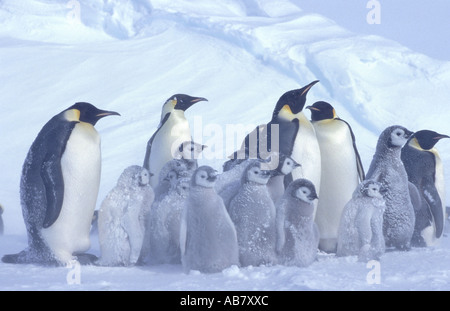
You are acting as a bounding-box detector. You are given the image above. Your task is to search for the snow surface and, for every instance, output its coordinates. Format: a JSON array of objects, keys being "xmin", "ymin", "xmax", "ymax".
[{"xmin": 1, "ymin": 0, "xmax": 450, "ymax": 291}]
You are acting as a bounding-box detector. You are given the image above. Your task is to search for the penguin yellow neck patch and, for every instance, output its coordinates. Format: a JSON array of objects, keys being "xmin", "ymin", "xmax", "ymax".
[
  {"xmin": 409, "ymin": 137, "xmax": 424, "ymax": 151},
  {"xmin": 279, "ymin": 104, "xmax": 297, "ymax": 120},
  {"xmin": 64, "ymin": 109, "xmax": 81, "ymax": 122}
]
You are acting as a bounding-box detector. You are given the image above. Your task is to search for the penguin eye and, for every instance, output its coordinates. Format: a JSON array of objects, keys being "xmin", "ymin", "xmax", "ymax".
[{"xmin": 396, "ymin": 130, "xmax": 403, "ymax": 136}]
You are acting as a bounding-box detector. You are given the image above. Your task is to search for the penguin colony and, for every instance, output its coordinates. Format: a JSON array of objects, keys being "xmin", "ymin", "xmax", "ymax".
[{"xmin": 1, "ymin": 84, "xmax": 448, "ymax": 274}]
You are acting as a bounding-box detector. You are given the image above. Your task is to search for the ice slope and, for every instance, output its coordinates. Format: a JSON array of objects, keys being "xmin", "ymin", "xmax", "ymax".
[{"xmin": 0, "ymin": 0, "xmax": 450, "ymax": 291}]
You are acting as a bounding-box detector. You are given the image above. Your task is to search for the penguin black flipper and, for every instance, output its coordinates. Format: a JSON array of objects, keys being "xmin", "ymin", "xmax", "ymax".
[
  {"xmin": 143, "ymin": 113, "xmax": 171, "ymax": 170},
  {"xmin": 39, "ymin": 119, "xmax": 78, "ymax": 228},
  {"xmin": 280, "ymin": 119, "xmax": 300, "ymax": 188},
  {"xmin": 41, "ymin": 155, "xmax": 65, "ymax": 228},
  {"xmin": 337, "ymin": 118, "xmax": 365, "ymax": 181}
]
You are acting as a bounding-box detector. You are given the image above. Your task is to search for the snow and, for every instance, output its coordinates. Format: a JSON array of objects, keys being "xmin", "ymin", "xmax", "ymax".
[{"xmin": 1, "ymin": 0, "xmax": 450, "ymax": 291}]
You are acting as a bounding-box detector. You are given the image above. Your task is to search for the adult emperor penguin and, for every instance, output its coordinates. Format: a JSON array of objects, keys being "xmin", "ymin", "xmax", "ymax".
[
  {"xmin": 365, "ymin": 125, "xmax": 415, "ymax": 250},
  {"xmin": 2, "ymin": 102, "xmax": 120, "ymax": 265},
  {"xmin": 401, "ymin": 130, "xmax": 449, "ymax": 247},
  {"xmin": 306, "ymin": 101, "xmax": 365, "ymax": 253},
  {"xmin": 233, "ymin": 81, "xmax": 321, "ymax": 192},
  {"xmin": 143, "ymin": 94, "xmax": 207, "ymax": 187}
]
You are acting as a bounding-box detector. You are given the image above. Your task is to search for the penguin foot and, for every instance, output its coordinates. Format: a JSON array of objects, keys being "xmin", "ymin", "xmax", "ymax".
[{"xmin": 74, "ymin": 253, "xmax": 99, "ymax": 265}]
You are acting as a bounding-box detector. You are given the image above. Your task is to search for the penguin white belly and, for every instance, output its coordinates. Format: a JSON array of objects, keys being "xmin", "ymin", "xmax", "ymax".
[
  {"xmin": 313, "ymin": 120, "xmax": 360, "ymax": 252},
  {"xmin": 41, "ymin": 122, "xmax": 101, "ymax": 264},
  {"xmin": 433, "ymin": 150, "xmax": 446, "ymax": 222},
  {"xmin": 149, "ymin": 111, "xmax": 191, "ymax": 187},
  {"xmin": 290, "ymin": 113, "xmax": 321, "ymax": 211}
]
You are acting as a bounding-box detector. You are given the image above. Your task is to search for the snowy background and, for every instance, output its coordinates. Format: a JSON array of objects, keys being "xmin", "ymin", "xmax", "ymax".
[{"xmin": 1, "ymin": 0, "xmax": 450, "ymax": 291}]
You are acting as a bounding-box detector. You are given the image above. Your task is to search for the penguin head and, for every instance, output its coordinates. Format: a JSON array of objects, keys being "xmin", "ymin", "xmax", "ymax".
[
  {"xmin": 243, "ymin": 160, "xmax": 271, "ymax": 185},
  {"xmin": 277, "ymin": 153, "xmax": 301, "ymax": 176},
  {"xmin": 359, "ymin": 180, "xmax": 384, "ymax": 199},
  {"xmin": 174, "ymin": 177, "xmax": 191, "ymax": 196},
  {"xmin": 159, "ymin": 160, "xmax": 189, "ymax": 184},
  {"xmin": 163, "ymin": 94, "xmax": 208, "ymax": 113},
  {"xmin": 192, "ymin": 166, "xmax": 218, "ymax": 188},
  {"xmin": 174, "ymin": 141, "xmax": 207, "ymax": 160},
  {"xmin": 287, "ymin": 179, "xmax": 318, "ymax": 203},
  {"xmin": 408, "ymin": 130, "xmax": 450, "ymax": 150},
  {"xmin": 118, "ymin": 165, "xmax": 150, "ymax": 188},
  {"xmin": 64, "ymin": 102, "xmax": 120, "ymax": 126},
  {"xmin": 379, "ymin": 125, "xmax": 413, "ymax": 149},
  {"xmin": 272, "ymin": 80, "xmax": 319, "ymax": 120},
  {"xmin": 138, "ymin": 168, "xmax": 153, "ymax": 187},
  {"xmin": 306, "ymin": 101, "xmax": 337, "ymax": 122}
]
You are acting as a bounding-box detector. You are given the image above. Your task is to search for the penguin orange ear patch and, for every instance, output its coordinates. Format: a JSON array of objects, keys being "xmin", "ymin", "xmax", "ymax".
[{"xmin": 64, "ymin": 109, "xmax": 81, "ymax": 122}]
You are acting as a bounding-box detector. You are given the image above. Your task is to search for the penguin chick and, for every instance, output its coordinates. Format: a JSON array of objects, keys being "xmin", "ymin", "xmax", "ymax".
[
  {"xmin": 266, "ymin": 153, "xmax": 301, "ymax": 204},
  {"xmin": 306, "ymin": 101, "xmax": 365, "ymax": 253},
  {"xmin": 152, "ymin": 159, "xmax": 190, "ymax": 203},
  {"xmin": 180, "ymin": 166, "xmax": 239, "ymax": 273},
  {"xmin": 2, "ymin": 102, "xmax": 119, "ymax": 266},
  {"xmin": 139, "ymin": 177, "xmax": 190, "ymax": 265},
  {"xmin": 143, "ymin": 94, "xmax": 207, "ymax": 187},
  {"xmin": 336, "ymin": 180, "xmax": 386, "ymax": 262},
  {"xmin": 365, "ymin": 125, "xmax": 415, "ymax": 251},
  {"xmin": 97, "ymin": 166, "xmax": 154, "ymax": 266},
  {"xmin": 401, "ymin": 130, "xmax": 450, "ymax": 247},
  {"xmin": 276, "ymin": 179, "xmax": 319, "ymax": 267},
  {"xmin": 228, "ymin": 160, "xmax": 277, "ymax": 267}
]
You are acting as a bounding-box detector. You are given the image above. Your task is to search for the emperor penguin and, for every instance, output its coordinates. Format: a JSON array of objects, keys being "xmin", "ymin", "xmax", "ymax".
[
  {"xmin": 228, "ymin": 160, "xmax": 277, "ymax": 267},
  {"xmin": 2, "ymin": 102, "xmax": 120, "ymax": 265},
  {"xmin": 180, "ymin": 166, "xmax": 239, "ymax": 273},
  {"xmin": 365, "ymin": 125, "xmax": 415, "ymax": 251},
  {"xmin": 401, "ymin": 130, "xmax": 450, "ymax": 247},
  {"xmin": 97, "ymin": 166, "xmax": 154, "ymax": 266},
  {"xmin": 336, "ymin": 180, "xmax": 386, "ymax": 262},
  {"xmin": 266, "ymin": 153, "xmax": 301, "ymax": 204},
  {"xmin": 152, "ymin": 141, "xmax": 206, "ymax": 203},
  {"xmin": 233, "ymin": 81, "xmax": 321, "ymax": 193},
  {"xmin": 139, "ymin": 177, "xmax": 190, "ymax": 265},
  {"xmin": 276, "ymin": 179, "xmax": 319, "ymax": 267},
  {"xmin": 306, "ymin": 101, "xmax": 365, "ymax": 253},
  {"xmin": 143, "ymin": 94, "xmax": 207, "ymax": 187}
]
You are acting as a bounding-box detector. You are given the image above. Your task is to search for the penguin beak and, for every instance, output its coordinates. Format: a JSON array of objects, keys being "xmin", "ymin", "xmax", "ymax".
[
  {"xmin": 306, "ymin": 105, "xmax": 320, "ymax": 112},
  {"xmin": 96, "ymin": 110, "xmax": 121, "ymax": 118},
  {"xmin": 308, "ymin": 193, "xmax": 319, "ymax": 201},
  {"xmin": 300, "ymin": 80, "xmax": 320, "ymax": 96},
  {"xmin": 176, "ymin": 96, "xmax": 208, "ymax": 111},
  {"xmin": 190, "ymin": 97, "xmax": 208, "ymax": 104},
  {"xmin": 404, "ymin": 129, "xmax": 414, "ymax": 139},
  {"xmin": 434, "ymin": 134, "xmax": 450, "ymax": 141}
]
